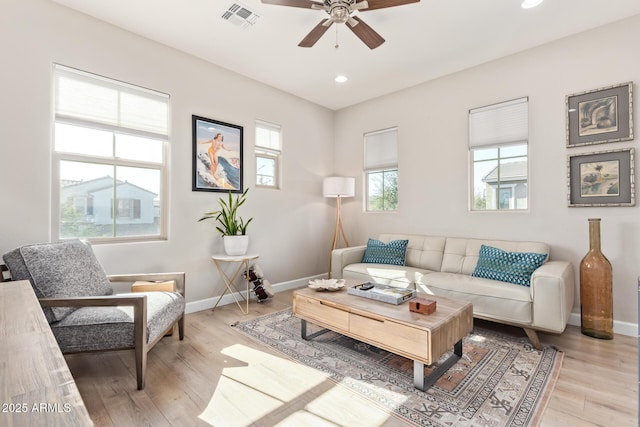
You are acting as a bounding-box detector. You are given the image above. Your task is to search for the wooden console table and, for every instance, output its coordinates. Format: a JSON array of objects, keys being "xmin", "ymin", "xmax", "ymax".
[{"xmin": 0, "ymin": 280, "xmax": 92, "ymax": 426}]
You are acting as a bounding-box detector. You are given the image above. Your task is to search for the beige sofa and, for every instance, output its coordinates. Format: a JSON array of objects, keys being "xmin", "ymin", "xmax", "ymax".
[{"xmin": 331, "ymin": 233, "xmax": 575, "ymax": 349}]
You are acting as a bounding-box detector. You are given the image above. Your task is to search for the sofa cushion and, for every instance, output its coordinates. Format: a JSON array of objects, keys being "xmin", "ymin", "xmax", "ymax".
[
  {"xmin": 3, "ymin": 240, "xmax": 113, "ymax": 322},
  {"xmin": 417, "ymin": 272, "xmax": 532, "ymax": 324},
  {"xmin": 471, "ymin": 245, "xmax": 547, "ymax": 286},
  {"xmin": 343, "ymin": 263, "xmax": 431, "ymax": 288},
  {"xmin": 51, "ymin": 291, "xmax": 185, "ymax": 352},
  {"xmin": 378, "ymin": 234, "xmax": 446, "ymax": 271},
  {"xmin": 362, "ymin": 238, "xmax": 409, "ymax": 266}
]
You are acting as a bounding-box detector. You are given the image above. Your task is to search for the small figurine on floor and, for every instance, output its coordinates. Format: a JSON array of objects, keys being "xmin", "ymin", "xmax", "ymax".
[{"xmin": 244, "ymin": 263, "xmax": 274, "ymax": 302}]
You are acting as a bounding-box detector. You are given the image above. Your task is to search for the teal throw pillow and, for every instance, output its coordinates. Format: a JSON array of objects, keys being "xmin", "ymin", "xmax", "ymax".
[
  {"xmin": 362, "ymin": 239, "xmax": 409, "ymax": 266},
  {"xmin": 471, "ymin": 244, "xmax": 547, "ymax": 287}
]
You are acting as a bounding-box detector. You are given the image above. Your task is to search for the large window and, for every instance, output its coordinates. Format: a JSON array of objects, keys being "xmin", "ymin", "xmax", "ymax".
[
  {"xmin": 53, "ymin": 65, "xmax": 169, "ymax": 241},
  {"xmin": 469, "ymin": 98, "xmax": 528, "ymax": 211},
  {"xmin": 255, "ymin": 120, "xmax": 281, "ymax": 188},
  {"xmin": 364, "ymin": 127, "xmax": 398, "ymax": 211}
]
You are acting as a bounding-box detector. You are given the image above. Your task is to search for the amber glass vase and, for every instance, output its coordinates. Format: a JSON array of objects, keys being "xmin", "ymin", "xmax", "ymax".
[{"xmin": 579, "ymin": 218, "xmax": 613, "ymax": 339}]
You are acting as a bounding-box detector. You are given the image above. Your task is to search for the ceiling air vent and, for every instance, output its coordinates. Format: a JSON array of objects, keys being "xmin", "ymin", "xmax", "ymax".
[{"xmin": 222, "ymin": 2, "xmax": 261, "ymax": 28}]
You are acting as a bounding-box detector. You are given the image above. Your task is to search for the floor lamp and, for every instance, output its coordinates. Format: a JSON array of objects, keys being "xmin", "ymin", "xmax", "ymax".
[{"xmin": 324, "ymin": 176, "xmax": 355, "ymax": 278}]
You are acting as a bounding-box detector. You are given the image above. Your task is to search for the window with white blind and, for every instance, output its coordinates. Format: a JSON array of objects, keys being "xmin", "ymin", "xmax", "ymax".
[
  {"xmin": 469, "ymin": 97, "xmax": 528, "ymax": 211},
  {"xmin": 364, "ymin": 127, "xmax": 398, "ymax": 212},
  {"xmin": 255, "ymin": 120, "xmax": 281, "ymax": 188},
  {"xmin": 52, "ymin": 64, "xmax": 169, "ymax": 241}
]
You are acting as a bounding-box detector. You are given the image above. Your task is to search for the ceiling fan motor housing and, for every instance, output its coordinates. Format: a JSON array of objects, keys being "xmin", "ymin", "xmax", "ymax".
[{"xmin": 326, "ymin": 0, "xmax": 357, "ymax": 23}]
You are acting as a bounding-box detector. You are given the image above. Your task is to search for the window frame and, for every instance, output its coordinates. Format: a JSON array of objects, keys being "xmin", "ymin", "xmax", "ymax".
[
  {"xmin": 364, "ymin": 127, "xmax": 398, "ymax": 212},
  {"xmin": 51, "ymin": 64, "xmax": 169, "ymax": 243},
  {"xmin": 255, "ymin": 150, "xmax": 280, "ymax": 189},
  {"xmin": 469, "ymin": 97, "xmax": 529, "ymax": 212},
  {"xmin": 470, "ymin": 143, "xmax": 529, "ymax": 211},
  {"xmin": 365, "ymin": 167, "xmax": 399, "ymax": 212},
  {"xmin": 255, "ymin": 120, "xmax": 282, "ymax": 189}
]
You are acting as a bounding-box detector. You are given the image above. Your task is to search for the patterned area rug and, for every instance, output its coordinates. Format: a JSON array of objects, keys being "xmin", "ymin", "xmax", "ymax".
[{"xmin": 233, "ymin": 309, "xmax": 562, "ymax": 427}]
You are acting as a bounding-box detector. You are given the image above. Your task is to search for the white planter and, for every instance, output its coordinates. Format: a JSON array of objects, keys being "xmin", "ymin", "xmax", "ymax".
[{"xmin": 223, "ymin": 235, "xmax": 249, "ymax": 256}]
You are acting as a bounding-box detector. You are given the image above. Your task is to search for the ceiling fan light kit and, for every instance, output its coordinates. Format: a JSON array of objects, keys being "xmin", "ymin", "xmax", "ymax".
[{"xmin": 261, "ymin": 0, "xmax": 420, "ymax": 49}]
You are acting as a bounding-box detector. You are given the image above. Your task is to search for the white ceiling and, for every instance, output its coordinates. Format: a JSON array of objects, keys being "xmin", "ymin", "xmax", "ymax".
[{"xmin": 52, "ymin": 0, "xmax": 640, "ymax": 111}]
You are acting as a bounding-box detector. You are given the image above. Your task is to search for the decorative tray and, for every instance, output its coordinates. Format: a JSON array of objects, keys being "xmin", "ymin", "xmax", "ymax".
[
  {"xmin": 347, "ymin": 282, "xmax": 416, "ymax": 304},
  {"xmin": 308, "ymin": 279, "xmax": 345, "ymax": 292}
]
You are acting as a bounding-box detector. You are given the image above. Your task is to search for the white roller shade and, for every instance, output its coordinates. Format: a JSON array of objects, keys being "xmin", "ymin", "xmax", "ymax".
[
  {"xmin": 255, "ymin": 120, "xmax": 281, "ymax": 151},
  {"xmin": 469, "ymin": 97, "xmax": 528, "ymax": 148},
  {"xmin": 364, "ymin": 127, "xmax": 398, "ymax": 170},
  {"xmin": 54, "ymin": 64, "xmax": 169, "ymax": 138}
]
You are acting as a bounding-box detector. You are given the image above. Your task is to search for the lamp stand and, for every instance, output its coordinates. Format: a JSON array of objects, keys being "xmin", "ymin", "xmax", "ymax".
[{"xmin": 328, "ymin": 196, "xmax": 349, "ymax": 278}]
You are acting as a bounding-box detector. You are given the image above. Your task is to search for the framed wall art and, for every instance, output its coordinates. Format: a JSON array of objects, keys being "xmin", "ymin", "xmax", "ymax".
[
  {"xmin": 566, "ymin": 82, "xmax": 633, "ymax": 147},
  {"xmin": 192, "ymin": 115, "xmax": 243, "ymax": 193},
  {"xmin": 567, "ymin": 148, "xmax": 635, "ymax": 207}
]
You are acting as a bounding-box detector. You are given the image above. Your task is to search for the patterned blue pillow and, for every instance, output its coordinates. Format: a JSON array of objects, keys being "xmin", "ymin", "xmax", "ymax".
[
  {"xmin": 471, "ymin": 245, "xmax": 547, "ymax": 287},
  {"xmin": 362, "ymin": 239, "xmax": 409, "ymax": 266}
]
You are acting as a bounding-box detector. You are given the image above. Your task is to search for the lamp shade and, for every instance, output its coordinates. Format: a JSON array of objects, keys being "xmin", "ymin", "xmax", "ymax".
[{"xmin": 323, "ymin": 176, "xmax": 355, "ymax": 198}]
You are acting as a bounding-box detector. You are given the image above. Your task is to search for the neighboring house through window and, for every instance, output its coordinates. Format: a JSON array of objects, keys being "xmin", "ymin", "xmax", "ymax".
[
  {"xmin": 364, "ymin": 127, "xmax": 398, "ymax": 212},
  {"xmin": 53, "ymin": 64, "xmax": 169, "ymax": 241},
  {"xmin": 255, "ymin": 120, "xmax": 281, "ymax": 188},
  {"xmin": 469, "ymin": 97, "xmax": 529, "ymax": 211}
]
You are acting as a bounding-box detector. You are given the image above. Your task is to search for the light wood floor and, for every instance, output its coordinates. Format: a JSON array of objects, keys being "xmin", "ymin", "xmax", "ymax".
[{"xmin": 65, "ymin": 289, "xmax": 638, "ymax": 426}]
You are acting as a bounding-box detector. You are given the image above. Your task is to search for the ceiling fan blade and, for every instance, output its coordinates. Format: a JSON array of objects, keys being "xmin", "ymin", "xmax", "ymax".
[
  {"xmin": 298, "ymin": 19, "xmax": 333, "ymax": 48},
  {"xmin": 346, "ymin": 16, "xmax": 385, "ymax": 49},
  {"xmin": 353, "ymin": 0, "xmax": 369, "ymax": 11},
  {"xmin": 357, "ymin": 0, "xmax": 419, "ymax": 11},
  {"xmin": 261, "ymin": 0, "xmax": 324, "ymax": 9}
]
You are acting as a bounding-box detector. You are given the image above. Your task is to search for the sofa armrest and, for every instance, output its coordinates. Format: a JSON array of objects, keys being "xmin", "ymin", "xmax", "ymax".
[
  {"xmin": 108, "ymin": 272, "xmax": 185, "ymax": 297},
  {"xmin": 331, "ymin": 246, "xmax": 366, "ymax": 279},
  {"xmin": 530, "ymin": 261, "xmax": 575, "ymax": 333}
]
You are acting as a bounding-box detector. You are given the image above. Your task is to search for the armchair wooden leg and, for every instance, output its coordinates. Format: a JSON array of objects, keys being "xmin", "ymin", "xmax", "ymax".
[
  {"xmin": 178, "ymin": 316, "xmax": 185, "ymax": 341},
  {"xmin": 136, "ymin": 349, "xmax": 147, "ymax": 390},
  {"xmin": 133, "ymin": 295, "xmax": 148, "ymax": 390}
]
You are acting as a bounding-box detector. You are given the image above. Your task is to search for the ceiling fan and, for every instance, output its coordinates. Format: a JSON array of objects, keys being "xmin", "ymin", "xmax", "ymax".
[{"xmin": 261, "ymin": 0, "xmax": 420, "ymax": 49}]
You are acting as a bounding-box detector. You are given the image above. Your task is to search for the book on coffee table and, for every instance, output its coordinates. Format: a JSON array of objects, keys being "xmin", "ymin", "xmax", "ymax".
[{"xmin": 347, "ymin": 282, "xmax": 416, "ymax": 305}]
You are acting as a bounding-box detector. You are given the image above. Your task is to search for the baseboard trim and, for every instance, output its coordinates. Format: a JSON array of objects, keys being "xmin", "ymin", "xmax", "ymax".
[
  {"xmin": 567, "ymin": 312, "xmax": 637, "ymax": 337},
  {"xmin": 185, "ymin": 273, "xmax": 325, "ymax": 314}
]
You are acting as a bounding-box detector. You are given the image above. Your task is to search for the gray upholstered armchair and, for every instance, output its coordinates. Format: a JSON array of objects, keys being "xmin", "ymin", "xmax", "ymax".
[{"xmin": 2, "ymin": 240, "xmax": 185, "ymax": 390}]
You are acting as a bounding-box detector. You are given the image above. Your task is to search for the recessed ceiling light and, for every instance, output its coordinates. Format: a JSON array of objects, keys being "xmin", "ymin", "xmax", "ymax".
[
  {"xmin": 335, "ymin": 75, "xmax": 348, "ymax": 83},
  {"xmin": 521, "ymin": 0, "xmax": 544, "ymax": 8}
]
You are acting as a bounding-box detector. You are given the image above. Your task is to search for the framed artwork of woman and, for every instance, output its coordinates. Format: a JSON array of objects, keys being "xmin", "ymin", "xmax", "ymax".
[{"xmin": 192, "ymin": 115, "xmax": 243, "ymax": 193}]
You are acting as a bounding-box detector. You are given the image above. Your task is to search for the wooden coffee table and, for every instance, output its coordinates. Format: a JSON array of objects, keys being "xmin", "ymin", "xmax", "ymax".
[{"xmin": 292, "ymin": 280, "xmax": 473, "ymax": 391}]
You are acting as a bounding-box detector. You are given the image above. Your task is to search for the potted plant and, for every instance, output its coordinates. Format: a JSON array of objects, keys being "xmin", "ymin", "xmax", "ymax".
[{"xmin": 199, "ymin": 188, "xmax": 253, "ymax": 255}]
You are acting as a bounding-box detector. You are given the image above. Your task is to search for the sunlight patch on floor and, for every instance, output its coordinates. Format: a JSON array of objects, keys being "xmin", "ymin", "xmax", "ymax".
[{"xmin": 199, "ymin": 344, "xmax": 396, "ymax": 427}]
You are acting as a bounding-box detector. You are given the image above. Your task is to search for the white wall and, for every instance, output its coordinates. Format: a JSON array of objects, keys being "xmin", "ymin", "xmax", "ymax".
[
  {"xmin": 0, "ymin": 0, "xmax": 335, "ymax": 304},
  {"xmin": 333, "ymin": 14, "xmax": 640, "ymax": 327},
  {"xmin": 1, "ymin": 0, "xmax": 638, "ymax": 329}
]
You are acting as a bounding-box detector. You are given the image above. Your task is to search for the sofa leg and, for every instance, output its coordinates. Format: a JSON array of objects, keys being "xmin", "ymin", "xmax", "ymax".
[{"xmin": 523, "ymin": 328, "xmax": 542, "ymax": 351}]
